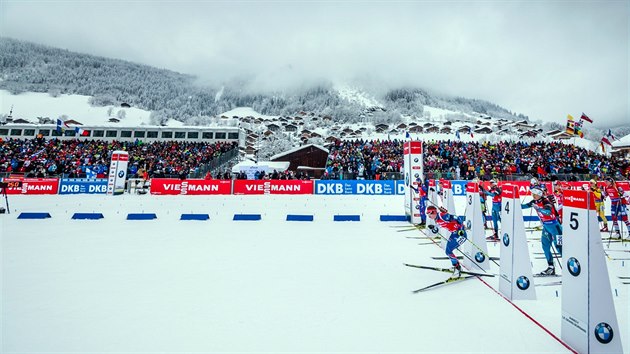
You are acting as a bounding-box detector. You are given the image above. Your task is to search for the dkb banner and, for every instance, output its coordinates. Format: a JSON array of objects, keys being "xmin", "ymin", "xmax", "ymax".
[
  {"xmin": 314, "ymin": 180, "xmax": 402, "ymax": 195},
  {"xmin": 59, "ymin": 179, "xmax": 108, "ymax": 195}
]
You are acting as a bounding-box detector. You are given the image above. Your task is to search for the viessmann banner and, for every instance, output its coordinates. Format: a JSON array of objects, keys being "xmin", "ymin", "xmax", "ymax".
[
  {"xmin": 232, "ymin": 180, "xmax": 314, "ymax": 195},
  {"xmin": 314, "ymin": 180, "xmax": 405, "ymax": 195},
  {"xmin": 150, "ymin": 178, "xmax": 232, "ymax": 195},
  {"xmin": 1, "ymin": 178, "xmax": 60, "ymax": 195}
]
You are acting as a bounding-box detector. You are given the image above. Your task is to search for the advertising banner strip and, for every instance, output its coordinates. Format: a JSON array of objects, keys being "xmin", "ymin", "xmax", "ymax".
[
  {"xmin": 150, "ymin": 179, "xmax": 232, "ymax": 195},
  {"xmin": 59, "ymin": 179, "xmax": 108, "ymax": 195},
  {"xmin": 1, "ymin": 178, "xmax": 59, "ymax": 195},
  {"xmin": 314, "ymin": 180, "xmax": 402, "ymax": 195},
  {"xmin": 233, "ymin": 180, "xmax": 314, "ymax": 195}
]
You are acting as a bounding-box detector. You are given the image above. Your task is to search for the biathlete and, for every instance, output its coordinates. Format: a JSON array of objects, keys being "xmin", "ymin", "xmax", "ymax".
[
  {"xmin": 589, "ymin": 179, "xmax": 609, "ymax": 232},
  {"xmin": 522, "ymin": 187, "xmax": 562, "ymax": 276},
  {"xmin": 426, "ymin": 205, "xmax": 467, "ymax": 278},
  {"xmin": 410, "ymin": 177, "xmax": 428, "ymax": 228},
  {"xmin": 485, "ymin": 179, "xmax": 502, "ymax": 240},
  {"xmin": 605, "ymin": 178, "xmax": 630, "ymax": 239}
]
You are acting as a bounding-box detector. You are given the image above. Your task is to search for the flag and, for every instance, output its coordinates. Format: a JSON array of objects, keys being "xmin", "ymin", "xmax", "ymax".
[
  {"xmin": 74, "ymin": 127, "xmax": 89, "ymax": 136},
  {"xmin": 566, "ymin": 114, "xmax": 575, "ymax": 135},
  {"xmin": 600, "ymin": 141, "xmax": 606, "ymax": 153},
  {"xmin": 56, "ymin": 118, "xmax": 69, "ymax": 133},
  {"xmin": 580, "ymin": 113, "xmax": 593, "ymax": 123},
  {"xmin": 455, "ymin": 130, "xmax": 461, "ymax": 140},
  {"xmin": 86, "ymin": 166, "xmax": 97, "ymax": 179},
  {"xmin": 606, "ymin": 129, "xmax": 617, "ymax": 141},
  {"xmin": 601, "ymin": 136, "xmax": 612, "ymax": 146},
  {"xmin": 405, "ymin": 131, "xmax": 410, "ymax": 139},
  {"xmin": 574, "ymin": 119, "xmax": 584, "ymax": 138}
]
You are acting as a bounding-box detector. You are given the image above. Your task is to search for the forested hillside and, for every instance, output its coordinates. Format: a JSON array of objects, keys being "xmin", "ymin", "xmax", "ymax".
[{"xmin": 0, "ymin": 37, "xmax": 589, "ymax": 130}]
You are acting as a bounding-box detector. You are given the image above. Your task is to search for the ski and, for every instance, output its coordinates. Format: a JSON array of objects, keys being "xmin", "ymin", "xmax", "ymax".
[
  {"xmin": 431, "ymin": 256, "xmax": 500, "ymax": 261},
  {"xmin": 536, "ymin": 281, "xmax": 562, "ymax": 287},
  {"xmin": 622, "ymin": 282, "xmax": 630, "ymax": 285},
  {"xmin": 403, "ymin": 263, "xmax": 495, "ymax": 277},
  {"xmin": 406, "ymin": 235, "xmax": 440, "ymax": 240},
  {"xmin": 533, "ymin": 273, "xmax": 561, "ymax": 278},
  {"xmin": 412, "ymin": 276, "xmax": 476, "ymax": 293},
  {"xmin": 617, "ymin": 276, "xmax": 630, "ymax": 279}
]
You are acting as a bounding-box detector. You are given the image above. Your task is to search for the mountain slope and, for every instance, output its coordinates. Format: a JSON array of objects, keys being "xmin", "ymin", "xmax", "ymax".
[{"xmin": 0, "ymin": 37, "xmax": 530, "ymax": 125}]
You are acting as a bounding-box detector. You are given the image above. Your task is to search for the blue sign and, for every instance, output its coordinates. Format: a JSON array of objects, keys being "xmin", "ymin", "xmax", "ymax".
[
  {"xmin": 450, "ymin": 180, "xmax": 468, "ymax": 196},
  {"xmin": 59, "ymin": 178, "xmax": 108, "ymax": 195},
  {"xmin": 315, "ymin": 180, "xmax": 404, "ymax": 195}
]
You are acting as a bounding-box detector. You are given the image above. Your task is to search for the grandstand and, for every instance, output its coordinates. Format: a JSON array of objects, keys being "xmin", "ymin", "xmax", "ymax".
[{"xmin": 0, "ymin": 122, "xmax": 244, "ymax": 146}]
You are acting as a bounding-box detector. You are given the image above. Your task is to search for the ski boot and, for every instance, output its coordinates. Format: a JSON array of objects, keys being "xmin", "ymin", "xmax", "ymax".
[
  {"xmin": 486, "ymin": 233, "xmax": 499, "ymax": 241},
  {"xmin": 600, "ymin": 225, "xmax": 609, "ymax": 232},
  {"xmin": 612, "ymin": 231, "xmax": 621, "ymax": 240},
  {"xmin": 450, "ymin": 264, "xmax": 462, "ymax": 279},
  {"xmin": 538, "ymin": 266, "xmax": 555, "ymax": 276}
]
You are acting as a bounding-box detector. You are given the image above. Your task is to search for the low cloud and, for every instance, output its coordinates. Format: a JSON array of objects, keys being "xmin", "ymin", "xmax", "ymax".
[{"xmin": 2, "ymin": 1, "xmax": 627, "ymax": 126}]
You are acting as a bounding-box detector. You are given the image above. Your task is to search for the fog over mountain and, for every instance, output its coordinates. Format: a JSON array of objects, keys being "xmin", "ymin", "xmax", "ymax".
[
  {"xmin": 0, "ymin": 37, "xmax": 530, "ymax": 126},
  {"xmin": 1, "ymin": 1, "xmax": 627, "ymax": 127}
]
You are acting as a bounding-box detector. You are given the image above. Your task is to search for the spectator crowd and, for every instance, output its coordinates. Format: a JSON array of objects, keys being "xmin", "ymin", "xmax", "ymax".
[
  {"xmin": 0, "ymin": 136, "xmax": 238, "ymax": 180},
  {"xmin": 1, "ymin": 137, "xmax": 628, "ymax": 181},
  {"xmin": 324, "ymin": 139, "xmax": 630, "ymax": 181}
]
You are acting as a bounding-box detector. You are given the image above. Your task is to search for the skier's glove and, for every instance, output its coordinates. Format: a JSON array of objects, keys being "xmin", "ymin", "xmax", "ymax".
[
  {"xmin": 428, "ymin": 225, "xmax": 438, "ymax": 234},
  {"xmin": 456, "ymin": 230, "xmax": 465, "ymax": 237},
  {"xmin": 439, "ymin": 207, "xmax": 448, "ymax": 214}
]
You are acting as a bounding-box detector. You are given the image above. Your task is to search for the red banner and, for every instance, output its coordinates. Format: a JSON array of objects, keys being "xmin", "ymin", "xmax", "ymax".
[
  {"xmin": 2, "ymin": 178, "xmax": 59, "ymax": 195},
  {"xmin": 150, "ymin": 178, "xmax": 232, "ymax": 195},
  {"xmin": 501, "ymin": 184, "xmax": 519, "ymax": 199},
  {"xmin": 478, "ymin": 181, "xmax": 551, "ymax": 196},
  {"xmin": 233, "ymin": 180, "xmax": 314, "ymax": 195},
  {"xmin": 466, "ymin": 182, "xmax": 478, "ymax": 193},
  {"xmin": 564, "ymin": 189, "xmax": 595, "ymax": 210},
  {"xmin": 403, "ymin": 141, "xmax": 422, "ymax": 155}
]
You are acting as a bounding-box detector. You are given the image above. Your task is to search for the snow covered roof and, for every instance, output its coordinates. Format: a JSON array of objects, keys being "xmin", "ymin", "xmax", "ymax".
[
  {"xmin": 612, "ymin": 133, "xmax": 630, "ymax": 147},
  {"xmin": 231, "ymin": 160, "xmax": 290, "ymax": 173},
  {"xmin": 269, "ymin": 144, "xmax": 329, "ymax": 160}
]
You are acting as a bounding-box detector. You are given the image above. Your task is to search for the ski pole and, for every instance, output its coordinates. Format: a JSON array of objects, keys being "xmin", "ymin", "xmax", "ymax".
[{"xmin": 424, "ymin": 196, "xmax": 500, "ymax": 267}]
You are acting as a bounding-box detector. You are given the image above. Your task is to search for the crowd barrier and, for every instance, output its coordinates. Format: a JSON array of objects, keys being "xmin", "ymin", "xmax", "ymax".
[{"xmin": 1, "ymin": 177, "xmax": 628, "ymax": 196}]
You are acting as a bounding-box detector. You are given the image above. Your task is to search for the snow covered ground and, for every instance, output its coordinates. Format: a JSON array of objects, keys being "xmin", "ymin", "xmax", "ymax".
[
  {"xmin": 2, "ymin": 194, "xmax": 628, "ymax": 353},
  {"xmin": 0, "ymin": 89, "xmax": 153, "ymax": 127}
]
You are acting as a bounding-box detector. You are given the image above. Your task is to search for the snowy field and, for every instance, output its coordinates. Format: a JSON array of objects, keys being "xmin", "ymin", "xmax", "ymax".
[{"xmin": 1, "ymin": 194, "xmax": 629, "ymax": 353}]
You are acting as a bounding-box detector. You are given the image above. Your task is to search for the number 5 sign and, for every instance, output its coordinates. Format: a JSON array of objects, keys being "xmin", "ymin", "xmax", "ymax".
[{"xmin": 561, "ymin": 189, "xmax": 623, "ymax": 354}]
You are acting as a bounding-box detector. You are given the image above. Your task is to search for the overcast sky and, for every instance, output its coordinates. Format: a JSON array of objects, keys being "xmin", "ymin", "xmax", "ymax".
[{"xmin": 1, "ymin": 1, "xmax": 628, "ymax": 127}]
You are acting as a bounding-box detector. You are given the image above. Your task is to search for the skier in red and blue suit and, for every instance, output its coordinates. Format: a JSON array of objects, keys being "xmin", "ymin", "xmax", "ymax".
[
  {"xmin": 485, "ymin": 179, "xmax": 502, "ymax": 240},
  {"xmin": 522, "ymin": 187, "xmax": 562, "ymax": 276},
  {"xmin": 410, "ymin": 177, "xmax": 428, "ymax": 227},
  {"xmin": 605, "ymin": 177, "xmax": 630, "ymax": 239},
  {"xmin": 426, "ymin": 205, "xmax": 467, "ymax": 278}
]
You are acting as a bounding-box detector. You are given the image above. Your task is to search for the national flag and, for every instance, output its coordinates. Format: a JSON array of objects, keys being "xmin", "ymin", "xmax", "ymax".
[
  {"xmin": 606, "ymin": 129, "xmax": 617, "ymax": 141},
  {"xmin": 56, "ymin": 118, "xmax": 69, "ymax": 133},
  {"xmin": 405, "ymin": 131, "xmax": 410, "ymax": 139},
  {"xmin": 455, "ymin": 130, "xmax": 461, "ymax": 140},
  {"xmin": 600, "ymin": 141, "xmax": 606, "ymax": 153},
  {"xmin": 74, "ymin": 127, "xmax": 89, "ymax": 136},
  {"xmin": 601, "ymin": 136, "xmax": 612, "ymax": 146},
  {"xmin": 86, "ymin": 166, "xmax": 97, "ymax": 179},
  {"xmin": 580, "ymin": 113, "xmax": 593, "ymax": 123},
  {"xmin": 565, "ymin": 114, "xmax": 575, "ymax": 135},
  {"xmin": 574, "ymin": 119, "xmax": 584, "ymax": 138}
]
